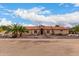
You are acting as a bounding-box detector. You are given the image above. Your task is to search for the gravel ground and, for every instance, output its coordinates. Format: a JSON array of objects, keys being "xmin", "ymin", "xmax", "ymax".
[{"xmin": 0, "ymin": 38, "xmax": 79, "ymax": 56}]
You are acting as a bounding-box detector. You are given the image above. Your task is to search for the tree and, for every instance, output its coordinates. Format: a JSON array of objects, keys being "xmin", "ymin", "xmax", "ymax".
[
  {"xmin": 0, "ymin": 25, "xmax": 9, "ymax": 31},
  {"xmin": 3, "ymin": 24, "xmax": 28, "ymax": 38},
  {"xmin": 18, "ymin": 25, "xmax": 28, "ymax": 37},
  {"xmin": 71, "ymin": 24, "xmax": 79, "ymax": 34},
  {"xmin": 5, "ymin": 24, "xmax": 19, "ymax": 38}
]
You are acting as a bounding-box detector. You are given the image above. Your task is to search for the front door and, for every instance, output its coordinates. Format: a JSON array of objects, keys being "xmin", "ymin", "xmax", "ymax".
[{"xmin": 40, "ymin": 28, "xmax": 43, "ymax": 35}]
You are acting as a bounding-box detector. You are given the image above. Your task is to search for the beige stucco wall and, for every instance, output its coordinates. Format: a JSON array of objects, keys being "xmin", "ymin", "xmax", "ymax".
[
  {"xmin": 24, "ymin": 29, "xmax": 69, "ymax": 36},
  {"xmin": 23, "ymin": 30, "xmax": 32, "ymax": 35},
  {"xmin": 53, "ymin": 30, "xmax": 69, "ymax": 35},
  {"xmin": 62, "ymin": 30, "xmax": 69, "ymax": 35}
]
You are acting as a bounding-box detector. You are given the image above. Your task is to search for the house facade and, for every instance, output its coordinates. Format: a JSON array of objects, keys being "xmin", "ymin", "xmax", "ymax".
[{"xmin": 24, "ymin": 25, "xmax": 69, "ymax": 36}]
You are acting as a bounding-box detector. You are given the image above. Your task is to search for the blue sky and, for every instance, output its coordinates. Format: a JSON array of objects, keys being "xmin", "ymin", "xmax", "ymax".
[
  {"xmin": 0, "ymin": 3, "xmax": 79, "ymax": 27},
  {"xmin": 1, "ymin": 3, "xmax": 79, "ymax": 14}
]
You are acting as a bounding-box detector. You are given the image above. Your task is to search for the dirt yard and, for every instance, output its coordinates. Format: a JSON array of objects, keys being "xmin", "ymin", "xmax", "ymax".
[{"xmin": 0, "ymin": 39, "xmax": 79, "ymax": 56}]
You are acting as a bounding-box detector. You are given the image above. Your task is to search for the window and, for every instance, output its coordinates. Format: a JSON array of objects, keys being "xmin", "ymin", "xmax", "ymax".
[
  {"xmin": 47, "ymin": 30, "xmax": 50, "ymax": 33},
  {"xmin": 34, "ymin": 30, "xmax": 37, "ymax": 33}
]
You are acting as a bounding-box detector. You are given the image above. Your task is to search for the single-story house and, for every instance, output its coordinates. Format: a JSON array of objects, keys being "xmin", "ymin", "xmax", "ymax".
[{"xmin": 24, "ymin": 25, "xmax": 69, "ymax": 36}]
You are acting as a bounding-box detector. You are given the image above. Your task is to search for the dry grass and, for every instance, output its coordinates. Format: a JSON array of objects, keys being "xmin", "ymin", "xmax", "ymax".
[{"xmin": 0, "ymin": 39, "xmax": 79, "ymax": 56}]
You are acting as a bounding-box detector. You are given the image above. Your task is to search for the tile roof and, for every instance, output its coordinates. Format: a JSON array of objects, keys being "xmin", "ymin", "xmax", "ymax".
[{"xmin": 25, "ymin": 26, "xmax": 69, "ymax": 30}]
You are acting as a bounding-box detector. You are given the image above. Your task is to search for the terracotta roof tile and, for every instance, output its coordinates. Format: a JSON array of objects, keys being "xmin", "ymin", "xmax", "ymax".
[
  {"xmin": 25, "ymin": 26, "xmax": 69, "ymax": 30},
  {"xmin": 26, "ymin": 26, "xmax": 40, "ymax": 30}
]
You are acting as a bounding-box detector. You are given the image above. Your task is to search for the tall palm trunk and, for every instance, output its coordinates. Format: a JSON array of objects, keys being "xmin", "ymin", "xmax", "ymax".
[
  {"xmin": 12, "ymin": 32, "xmax": 18, "ymax": 38},
  {"xmin": 19, "ymin": 32, "xmax": 22, "ymax": 37}
]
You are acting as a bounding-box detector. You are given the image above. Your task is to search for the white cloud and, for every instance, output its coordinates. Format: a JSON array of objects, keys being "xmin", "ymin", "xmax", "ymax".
[
  {"xmin": 58, "ymin": 3, "xmax": 70, "ymax": 7},
  {"xmin": 64, "ymin": 23, "xmax": 73, "ymax": 28},
  {"xmin": 14, "ymin": 7, "xmax": 79, "ymax": 27},
  {"xmin": 59, "ymin": 3, "xmax": 79, "ymax": 7},
  {"xmin": 0, "ymin": 18, "xmax": 12, "ymax": 26},
  {"xmin": 14, "ymin": 7, "xmax": 55, "ymax": 22},
  {"xmin": 39, "ymin": 10, "xmax": 51, "ymax": 15},
  {"xmin": 22, "ymin": 23, "xmax": 35, "ymax": 26},
  {"xmin": 72, "ymin": 3, "xmax": 79, "ymax": 7}
]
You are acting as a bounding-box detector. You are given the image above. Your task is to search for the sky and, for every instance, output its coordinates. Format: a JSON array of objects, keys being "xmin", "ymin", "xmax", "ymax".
[{"xmin": 0, "ymin": 3, "xmax": 79, "ymax": 27}]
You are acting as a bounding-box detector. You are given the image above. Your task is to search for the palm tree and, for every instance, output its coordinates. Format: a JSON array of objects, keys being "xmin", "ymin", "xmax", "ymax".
[
  {"xmin": 5, "ymin": 24, "xmax": 28, "ymax": 38},
  {"xmin": 5, "ymin": 24, "xmax": 19, "ymax": 38},
  {"xmin": 18, "ymin": 25, "xmax": 28, "ymax": 37},
  {"xmin": 0, "ymin": 24, "xmax": 28, "ymax": 38}
]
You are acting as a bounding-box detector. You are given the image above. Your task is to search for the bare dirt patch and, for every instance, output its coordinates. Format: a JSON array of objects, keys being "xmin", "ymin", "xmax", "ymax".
[{"xmin": 0, "ymin": 39, "xmax": 79, "ymax": 56}]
